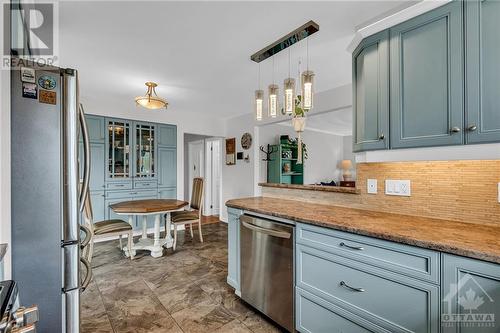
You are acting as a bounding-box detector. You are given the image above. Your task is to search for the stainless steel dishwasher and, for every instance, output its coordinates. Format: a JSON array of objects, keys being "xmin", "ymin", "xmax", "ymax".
[{"xmin": 240, "ymin": 214, "xmax": 294, "ymax": 332}]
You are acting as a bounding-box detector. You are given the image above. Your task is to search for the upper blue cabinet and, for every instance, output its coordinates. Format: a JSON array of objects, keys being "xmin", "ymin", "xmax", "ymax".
[
  {"xmin": 389, "ymin": 1, "xmax": 464, "ymax": 149},
  {"xmin": 353, "ymin": 0, "xmax": 500, "ymax": 152},
  {"xmin": 158, "ymin": 124, "xmax": 177, "ymax": 147},
  {"xmin": 352, "ymin": 30, "xmax": 389, "ymax": 152},
  {"xmin": 465, "ymin": 0, "xmax": 500, "ymax": 144},
  {"xmin": 86, "ymin": 115, "xmax": 106, "ymax": 143}
]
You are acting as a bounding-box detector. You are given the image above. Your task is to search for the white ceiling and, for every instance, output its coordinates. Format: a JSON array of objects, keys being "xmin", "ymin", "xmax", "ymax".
[{"xmin": 58, "ymin": 1, "xmax": 415, "ymax": 119}]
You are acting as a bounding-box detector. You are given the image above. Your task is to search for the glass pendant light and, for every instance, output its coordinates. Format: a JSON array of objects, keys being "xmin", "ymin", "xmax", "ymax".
[
  {"xmin": 301, "ymin": 39, "xmax": 314, "ymax": 110},
  {"xmin": 268, "ymin": 56, "xmax": 278, "ymax": 118},
  {"xmin": 284, "ymin": 49, "xmax": 295, "ymax": 115},
  {"xmin": 255, "ymin": 63, "xmax": 264, "ymax": 121}
]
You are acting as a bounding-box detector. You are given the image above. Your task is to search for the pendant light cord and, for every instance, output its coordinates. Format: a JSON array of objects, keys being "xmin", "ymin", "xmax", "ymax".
[
  {"xmin": 258, "ymin": 63, "xmax": 261, "ymax": 90},
  {"xmin": 288, "ymin": 48, "xmax": 291, "ymax": 78},
  {"xmin": 272, "ymin": 56, "xmax": 275, "ymax": 85},
  {"xmin": 306, "ymin": 38, "xmax": 309, "ymax": 71}
]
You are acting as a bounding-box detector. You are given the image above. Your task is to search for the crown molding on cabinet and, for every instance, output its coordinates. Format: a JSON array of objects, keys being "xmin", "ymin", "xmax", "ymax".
[{"xmin": 347, "ymin": 0, "xmax": 451, "ymax": 53}]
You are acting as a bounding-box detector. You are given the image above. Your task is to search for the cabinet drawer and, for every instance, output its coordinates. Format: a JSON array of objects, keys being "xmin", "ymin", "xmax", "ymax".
[
  {"xmin": 296, "ymin": 244, "xmax": 440, "ymax": 333},
  {"xmin": 105, "ymin": 189, "xmax": 157, "ymax": 199},
  {"xmin": 133, "ymin": 180, "xmax": 158, "ymax": 189},
  {"xmin": 106, "ymin": 181, "xmax": 132, "ymax": 190},
  {"xmin": 297, "ymin": 223, "xmax": 439, "ymax": 284},
  {"xmin": 296, "ymin": 287, "xmax": 390, "ymax": 333}
]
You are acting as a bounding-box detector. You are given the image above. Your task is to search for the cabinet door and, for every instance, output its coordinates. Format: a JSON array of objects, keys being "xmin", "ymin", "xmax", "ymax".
[
  {"xmin": 158, "ymin": 187, "xmax": 176, "ymax": 199},
  {"xmin": 134, "ymin": 122, "xmax": 156, "ymax": 179},
  {"xmin": 466, "ymin": 0, "xmax": 500, "ymax": 144},
  {"xmin": 89, "ymin": 143, "xmax": 105, "ymax": 191},
  {"xmin": 106, "ymin": 118, "xmax": 132, "ymax": 180},
  {"xmin": 442, "ymin": 254, "xmax": 500, "ymax": 333},
  {"xmin": 352, "ymin": 30, "xmax": 389, "ymax": 152},
  {"xmin": 227, "ymin": 209, "xmax": 241, "ymax": 294},
  {"xmin": 157, "ymin": 147, "xmax": 176, "ymax": 187},
  {"xmin": 390, "ymin": 1, "xmax": 464, "ymax": 149},
  {"xmin": 89, "ymin": 191, "xmax": 105, "ymax": 222},
  {"xmin": 86, "ymin": 115, "xmax": 105, "ymax": 143},
  {"xmin": 158, "ymin": 124, "xmax": 176, "ymax": 147}
]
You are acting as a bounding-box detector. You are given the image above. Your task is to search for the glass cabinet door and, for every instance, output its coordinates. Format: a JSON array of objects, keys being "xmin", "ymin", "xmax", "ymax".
[
  {"xmin": 107, "ymin": 120, "xmax": 130, "ymax": 178},
  {"xmin": 135, "ymin": 124, "xmax": 155, "ymax": 178}
]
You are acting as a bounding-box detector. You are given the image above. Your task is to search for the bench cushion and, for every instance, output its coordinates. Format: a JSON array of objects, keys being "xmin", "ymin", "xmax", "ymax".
[{"xmin": 94, "ymin": 219, "xmax": 132, "ymax": 235}]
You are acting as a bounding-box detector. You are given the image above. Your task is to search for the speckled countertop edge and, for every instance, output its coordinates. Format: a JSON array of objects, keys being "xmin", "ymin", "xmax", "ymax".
[
  {"xmin": 258, "ymin": 182, "xmax": 360, "ymax": 194},
  {"xmin": 226, "ymin": 197, "xmax": 500, "ymax": 264}
]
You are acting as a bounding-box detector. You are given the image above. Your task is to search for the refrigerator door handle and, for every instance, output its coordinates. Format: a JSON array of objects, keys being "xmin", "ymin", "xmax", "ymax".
[
  {"xmin": 80, "ymin": 257, "xmax": 92, "ymax": 292},
  {"xmin": 78, "ymin": 103, "xmax": 91, "ymax": 212}
]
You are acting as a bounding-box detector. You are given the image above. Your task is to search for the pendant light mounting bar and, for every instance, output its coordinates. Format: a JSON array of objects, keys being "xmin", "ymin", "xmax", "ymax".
[{"xmin": 250, "ymin": 20, "xmax": 319, "ymax": 63}]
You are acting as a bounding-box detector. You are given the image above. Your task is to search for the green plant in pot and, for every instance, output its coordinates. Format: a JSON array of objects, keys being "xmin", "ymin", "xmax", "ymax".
[{"xmin": 291, "ymin": 95, "xmax": 309, "ymax": 164}]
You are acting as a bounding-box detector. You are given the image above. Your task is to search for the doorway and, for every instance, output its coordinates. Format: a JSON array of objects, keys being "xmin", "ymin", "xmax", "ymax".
[{"xmin": 184, "ymin": 134, "xmax": 222, "ymax": 217}]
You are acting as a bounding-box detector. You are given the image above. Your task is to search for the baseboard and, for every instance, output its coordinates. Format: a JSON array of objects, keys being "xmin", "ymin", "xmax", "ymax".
[{"xmin": 94, "ymin": 225, "xmax": 186, "ymax": 243}]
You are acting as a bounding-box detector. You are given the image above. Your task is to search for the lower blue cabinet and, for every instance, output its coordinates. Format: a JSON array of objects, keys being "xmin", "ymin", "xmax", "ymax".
[
  {"xmin": 296, "ymin": 288, "xmax": 390, "ymax": 333},
  {"xmin": 158, "ymin": 187, "xmax": 176, "ymax": 199},
  {"xmin": 296, "ymin": 243, "xmax": 439, "ymax": 333},
  {"xmin": 227, "ymin": 208, "xmax": 241, "ymax": 294},
  {"xmin": 441, "ymin": 254, "xmax": 500, "ymax": 333}
]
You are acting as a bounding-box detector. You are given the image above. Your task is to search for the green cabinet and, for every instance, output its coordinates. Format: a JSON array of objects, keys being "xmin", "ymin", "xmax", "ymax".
[
  {"xmin": 465, "ymin": 0, "xmax": 500, "ymax": 144},
  {"xmin": 442, "ymin": 254, "xmax": 500, "ymax": 333},
  {"xmin": 352, "ymin": 30, "xmax": 389, "ymax": 152},
  {"xmin": 267, "ymin": 144, "xmax": 304, "ymax": 184},
  {"xmin": 390, "ymin": 1, "xmax": 464, "ymax": 149}
]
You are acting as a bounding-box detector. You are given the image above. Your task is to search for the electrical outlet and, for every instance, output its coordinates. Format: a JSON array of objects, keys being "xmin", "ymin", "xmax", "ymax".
[
  {"xmin": 385, "ymin": 180, "xmax": 411, "ymax": 196},
  {"xmin": 367, "ymin": 179, "xmax": 377, "ymax": 194}
]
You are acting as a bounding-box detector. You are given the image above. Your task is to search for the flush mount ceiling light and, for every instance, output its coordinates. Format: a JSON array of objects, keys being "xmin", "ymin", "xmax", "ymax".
[{"xmin": 135, "ymin": 82, "xmax": 168, "ymax": 110}]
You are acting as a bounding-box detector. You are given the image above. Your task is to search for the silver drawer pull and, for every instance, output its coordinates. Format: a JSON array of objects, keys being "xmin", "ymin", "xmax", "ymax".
[
  {"xmin": 339, "ymin": 242, "xmax": 363, "ymax": 250},
  {"xmin": 340, "ymin": 281, "xmax": 365, "ymax": 292}
]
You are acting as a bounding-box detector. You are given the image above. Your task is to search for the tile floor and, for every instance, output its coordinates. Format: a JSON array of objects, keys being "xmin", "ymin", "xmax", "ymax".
[{"xmin": 81, "ymin": 222, "xmax": 283, "ymax": 333}]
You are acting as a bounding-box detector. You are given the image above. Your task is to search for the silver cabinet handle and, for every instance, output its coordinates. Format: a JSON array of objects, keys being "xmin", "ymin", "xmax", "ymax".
[
  {"xmin": 467, "ymin": 124, "xmax": 477, "ymax": 132},
  {"xmin": 340, "ymin": 281, "xmax": 365, "ymax": 292},
  {"xmin": 339, "ymin": 242, "xmax": 364, "ymax": 250},
  {"xmin": 79, "ymin": 104, "xmax": 91, "ymax": 212},
  {"xmin": 241, "ymin": 221, "xmax": 291, "ymax": 239},
  {"xmin": 115, "ymin": 184, "xmax": 125, "ymax": 187},
  {"xmin": 450, "ymin": 127, "xmax": 461, "ymax": 133},
  {"xmin": 378, "ymin": 133, "xmax": 385, "ymax": 140},
  {"xmin": 80, "ymin": 257, "xmax": 93, "ymax": 292}
]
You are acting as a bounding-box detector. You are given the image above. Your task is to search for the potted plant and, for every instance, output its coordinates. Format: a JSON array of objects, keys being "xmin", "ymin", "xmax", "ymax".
[{"xmin": 291, "ymin": 95, "xmax": 308, "ymax": 164}]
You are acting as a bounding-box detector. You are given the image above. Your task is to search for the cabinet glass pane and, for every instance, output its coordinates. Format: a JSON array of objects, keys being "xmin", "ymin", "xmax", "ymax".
[
  {"xmin": 108, "ymin": 121, "xmax": 130, "ymax": 178},
  {"xmin": 136, "ymin": 124, "xmax": 155, "ymax": 178}
]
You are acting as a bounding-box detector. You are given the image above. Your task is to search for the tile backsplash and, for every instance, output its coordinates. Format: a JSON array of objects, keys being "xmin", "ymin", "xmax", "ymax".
[{"xmin": 261, "ymin": 160, "xmax": 500, "ymax": 226}]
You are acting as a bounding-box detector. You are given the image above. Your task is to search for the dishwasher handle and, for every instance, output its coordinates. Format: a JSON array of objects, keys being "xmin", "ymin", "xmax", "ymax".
[{"xmin": 241, "ymin": 221, "xmax": 291, "ymax": 239}]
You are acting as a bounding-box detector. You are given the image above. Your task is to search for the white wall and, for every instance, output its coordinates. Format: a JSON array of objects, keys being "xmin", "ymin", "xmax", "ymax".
[{"xmin": 258, "ymin": 123, "xmax": 346, "ymax": 184}]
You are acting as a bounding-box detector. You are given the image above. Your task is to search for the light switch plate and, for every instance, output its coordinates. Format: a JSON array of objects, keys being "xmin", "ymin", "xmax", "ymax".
[
  {"xmin": 367, "ymin": 179, "xmax": 377, "ymax": 194},
  {"xmin": 385, "ymin": 180, "xmax": 411, "ymax": 196}
]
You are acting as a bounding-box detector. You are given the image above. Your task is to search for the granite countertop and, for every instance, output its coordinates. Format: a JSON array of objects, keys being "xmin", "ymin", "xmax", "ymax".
[
  {"xmin": 226, "ymin": 197, "xmax": 500, "ymax": 264},
  {"xmin": 258, "ymin": 182, "xmax": 360, "ymax": 194},
  {"xmin": 0, "ymin": 244, "xmax": 7, "ymax": 262}
]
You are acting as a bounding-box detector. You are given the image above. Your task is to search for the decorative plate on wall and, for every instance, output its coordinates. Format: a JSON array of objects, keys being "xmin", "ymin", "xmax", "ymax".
[{"xmin": 241, "ymin": 132, "xmax": 252, "ymax": 150}]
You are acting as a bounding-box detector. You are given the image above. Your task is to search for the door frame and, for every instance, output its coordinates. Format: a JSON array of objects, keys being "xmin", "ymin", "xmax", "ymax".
[
  {"xmin": 204, "ymin": 138, "xmax": 222, "ymax": 216},
  {"xmin": 187, "ymin": 140, "xmax": 205, "ymax": 203}
]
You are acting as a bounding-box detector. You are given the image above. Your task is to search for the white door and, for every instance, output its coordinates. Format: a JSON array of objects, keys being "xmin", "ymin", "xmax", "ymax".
[
  {"xmin": 188, "ymin": 140, "xmax": 204, "ymax": 202},
  {"xmin": 205, "ymin": 139, "xmax": 222, "ymax": 216}
]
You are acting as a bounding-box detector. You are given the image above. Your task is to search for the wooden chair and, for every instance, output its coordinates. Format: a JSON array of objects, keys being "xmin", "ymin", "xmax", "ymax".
[
  {"xmin": 82, "ymin": 187, "xmax": 134, "ymax": 262},
  {"xmin": 168, "ymin": 177, "xmax": 204, "ymax": 251}
]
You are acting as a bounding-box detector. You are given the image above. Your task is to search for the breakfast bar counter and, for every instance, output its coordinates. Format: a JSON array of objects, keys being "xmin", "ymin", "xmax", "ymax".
[{"xmin": 226, "ymin": 196, "xmax": 500, "ymax": 264}]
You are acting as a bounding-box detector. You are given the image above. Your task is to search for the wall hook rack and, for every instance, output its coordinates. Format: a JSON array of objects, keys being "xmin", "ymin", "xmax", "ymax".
[{"xmin": 260, "ymin": 145, "xmax": 277, "ymax": 161}]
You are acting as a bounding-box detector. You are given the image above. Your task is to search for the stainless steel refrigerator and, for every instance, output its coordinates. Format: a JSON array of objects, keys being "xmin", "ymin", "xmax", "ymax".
[{"xmin": 11, "ymin": 60, "xmax": 92, "ymax": 333}]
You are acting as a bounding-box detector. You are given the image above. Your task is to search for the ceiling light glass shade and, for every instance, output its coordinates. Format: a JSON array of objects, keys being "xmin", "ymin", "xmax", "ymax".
[
  {"xmin": 255, "ymin": 89, "xmax": 264, "ymax": 121},
  {"xmin": 301, "ymin": 70, "xmax": 314, "ymax": 110},
  {"xmin": 268, "ymin": 84, "xmax": 279, "ymax": 118},
  {"xmin": 284, "ymin": 78, "xmax": 296, "ymax": 115},
  {"xmin": 135, "ymin": 82, "xmax": 168, "ymax": 109}
]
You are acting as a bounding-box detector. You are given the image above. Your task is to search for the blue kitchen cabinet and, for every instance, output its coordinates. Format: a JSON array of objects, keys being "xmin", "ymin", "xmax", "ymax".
[
  {"xmin": 442, "ymin": 254, "xmax": 500, "ymax": 333},
  {"xmin": 227, "ymin": 208, "xmax": 241, "ymax": 295},
  {"xmin": 389, "ymin": 1, "xmax": 464, "ymax": 149},
  {"xmin": 158, "ymin": 124, "xmax": 177, "ymax": 147},
  {"xmin": 85, "ymin": 115, "xmax": 106, "ymax": 143},
  {"xmin": 158, "ymin": 187, "xmax": 176, "ymax": 199},
  {"xmin": 133, "ymin": 121, "xmax": 157, "ymax": 181},
  {"xmin": 105, "ymin": 117, "xmax": 133, "ymax": 184},
  {"xmin": 157, "ymin": 147, "xmax": 176, "ymax": 188},
  {"xmin": 89, "ymin": 191, "xmax": 105, "ymax": 222},
  {"xmin": 352, "ymin": 30, "xmax": 389, "ymax": 152},
  {"xmin": 465, "ymin": 0, "xmax": 500, "ymax": 144},
  {"xmin": 89, "ymin": 143, "xmax": 105, "ymax": 191}
]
